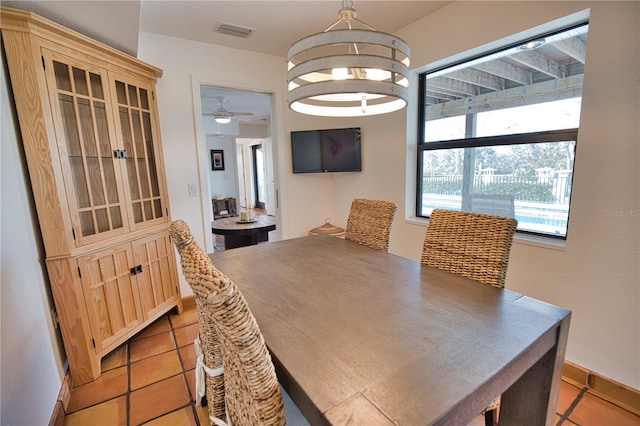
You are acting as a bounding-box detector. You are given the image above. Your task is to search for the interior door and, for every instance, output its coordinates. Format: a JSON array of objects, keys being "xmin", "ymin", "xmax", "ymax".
[{"xmin": 262, "ymin": 137, "xmax": 277, "ymax": 215}]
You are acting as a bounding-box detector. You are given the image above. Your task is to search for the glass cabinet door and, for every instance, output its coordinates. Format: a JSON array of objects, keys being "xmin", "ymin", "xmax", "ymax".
[
  {"xmin": 44, "ymin": 50, "xmax": 128, "ymax": 245},
  {"xmin": 112, "ymin": 74, "xmax": 167, "ymax": 228}
]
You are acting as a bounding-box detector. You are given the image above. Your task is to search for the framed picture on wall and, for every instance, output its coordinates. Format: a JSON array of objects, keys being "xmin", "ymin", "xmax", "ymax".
[{"xmin": 211, "ymin": 150, "xmax": 225, "ymax": 171}]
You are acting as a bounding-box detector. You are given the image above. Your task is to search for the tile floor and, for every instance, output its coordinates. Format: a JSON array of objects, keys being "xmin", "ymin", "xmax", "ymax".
[{"xmin": 62, "ymin": 305, "xmax": 640, "ymax": 426}]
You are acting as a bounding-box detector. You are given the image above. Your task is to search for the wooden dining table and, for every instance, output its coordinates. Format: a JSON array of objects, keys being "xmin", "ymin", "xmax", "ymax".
[{"xmin": 209, "ymin": 235, "xmax": 570, "ymax": 425}]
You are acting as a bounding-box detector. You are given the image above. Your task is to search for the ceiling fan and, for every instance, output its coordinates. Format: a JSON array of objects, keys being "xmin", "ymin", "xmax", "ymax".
[{"xmin": 208, "ymin": 96, "xmax": 253, "ymax": 124}]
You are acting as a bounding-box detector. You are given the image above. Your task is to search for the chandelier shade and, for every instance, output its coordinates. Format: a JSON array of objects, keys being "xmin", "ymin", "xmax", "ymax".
[{"xmin": 287, "ymin": 1, "xmax": 410, "ymax": 117}]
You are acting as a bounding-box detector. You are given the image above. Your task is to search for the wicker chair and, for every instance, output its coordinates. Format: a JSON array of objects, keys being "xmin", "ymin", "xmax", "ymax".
[
  {"xmin": 169, "ymin": 221, "xmax": 226, "ymax": 424},
  {"xmin": 345, "ymin": 198, "xmax": 397, "ymax": 251},
  {"xmin": 421, "ymin": 209, "xmax": 518, "ymax": 288},
  {"xmin": 421, "ymin": 209, "xmax": 518, "ymax": 426},
  {"xmin": 169, "ymin": 220, "xmax": 286, "ymax": 426}
]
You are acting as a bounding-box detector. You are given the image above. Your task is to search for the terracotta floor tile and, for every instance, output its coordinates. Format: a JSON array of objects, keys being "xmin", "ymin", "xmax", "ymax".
[
  {"xmin": 174, "ymin": 322, "xmax": 199, "ymax": 348},
  {"xmin": 134, "ymin": 316, "xmax": 171, "ymax": 340},
  {"xmin": 557, "ymin": 380, "xmax": 583, "ymax": 415},
  {"xmin": 170, "ymin": 308, "xmax": 199, "ymax": 329},
  {"xmin": 63, "ymin": 396, "xmax": 126, "ymax": 426},
  {"xmin": 130, "ymin": 374, "xmax": 191, "ymax": 425},
  {"xmin": 568, "ymin": 391, "xmax": 640, "ymax": 426},
  {"xmin": 67, "ymin": 367, "xmax": 127, "ymax": 413},
  {"xmin": 130, "ymin": 331, "xmax": 176, "ymax": 362},
  {"xmin": 142, "ymin": 406, "xmax": 197, "ymax": 426},
  {"xmin": 130, "ymin": 351, "xmax": 183, "ymax": 390},
  {"xmin": 185, "ymin": 368, "xmax": 197, "ymax": 402},
  {"xmin": 179, "ymin": 343, "xmax": 197, "ymax": 371},
  {"xmin": 100, "ymin": 345, "xmax": 128, "ymax": 372},
  {"xmin": 195, "ymin": 404, "xmax": 211, "ymax": 425}
]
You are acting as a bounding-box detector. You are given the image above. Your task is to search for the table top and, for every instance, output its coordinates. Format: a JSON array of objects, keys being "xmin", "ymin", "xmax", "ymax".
[
  {"xmin": 211, "ymin": 214, "xmax": 276, "ymax": 235},
  {"xmin": 210, "ymin": 235, "xmax": 570, "ymax": 425}
]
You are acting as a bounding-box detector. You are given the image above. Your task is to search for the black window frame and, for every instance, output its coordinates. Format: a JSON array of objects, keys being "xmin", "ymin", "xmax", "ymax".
[{"xmin": 415, "ymin": 21, "xmax": 588, "ymax": 240}]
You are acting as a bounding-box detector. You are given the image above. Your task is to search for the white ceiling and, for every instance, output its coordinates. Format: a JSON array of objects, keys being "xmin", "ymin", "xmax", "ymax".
[
  {"xmin": 139, "ymin": 0, "xmax": 452, "ymax": 125},
  {"xmin": 139, "ymin": 1, "xmax": 450, "ymax": 57},
  {"xmin": 3, "ymin": 1, "xmax": 452, "ymax": 126}
]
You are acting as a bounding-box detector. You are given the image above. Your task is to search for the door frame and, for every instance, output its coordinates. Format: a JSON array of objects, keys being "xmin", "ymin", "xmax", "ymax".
[{"xmin": 189, "ymin": 74, "xmax": 284, "ymax": 253}]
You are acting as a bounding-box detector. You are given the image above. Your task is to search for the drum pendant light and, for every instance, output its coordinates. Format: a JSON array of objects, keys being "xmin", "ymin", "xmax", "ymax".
[{"xmin": 287, "ymin": 0, "xmax": 410, "ymax": 117}]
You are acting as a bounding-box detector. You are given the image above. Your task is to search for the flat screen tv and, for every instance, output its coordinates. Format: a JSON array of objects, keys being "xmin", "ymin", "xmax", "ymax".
[{"xmin": 291, "ymin": 127, "xmax": 362, "ymax": 173}]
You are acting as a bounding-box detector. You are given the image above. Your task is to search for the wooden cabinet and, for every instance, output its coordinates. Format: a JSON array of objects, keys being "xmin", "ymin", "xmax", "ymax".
[{"xmin": 1, "ymin": 7, "xmax": 182, "ymax": 384}]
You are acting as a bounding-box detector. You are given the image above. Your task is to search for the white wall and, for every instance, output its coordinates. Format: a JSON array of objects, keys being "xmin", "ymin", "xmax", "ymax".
[
  {"xmin": 141, "ymin": 2, "xmax": 639, "ymax": 390},
  {"xmin": 207, "ymin": 136, "xmax": 239, "ymax": 201},
  {"xmin": 137, "ymin": 32, "xmax": 346, "ymax": 295},
  {"xmin": 392, "ymin": 1, "xmax": 639, "ymax": 389}
]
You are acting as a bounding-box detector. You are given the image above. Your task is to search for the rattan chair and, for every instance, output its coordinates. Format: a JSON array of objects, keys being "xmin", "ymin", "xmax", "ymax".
[
  {"xmin": 170, "ymin": 221, "xmax": 226, "ymax": 424},
  {"xmin": 421, "ymin": 209, "xmax": 518, "ymax": 425},
  {"xmin": 345, "ymin": 198, "xmax": 397, "ymax": 251},
  {"xmin": 170, "ymin": 220, "xmax": 286, "ymax": 426},
  {"xmin": 421, "ymin": 209, "xmax": 518, "ymax": 288}
]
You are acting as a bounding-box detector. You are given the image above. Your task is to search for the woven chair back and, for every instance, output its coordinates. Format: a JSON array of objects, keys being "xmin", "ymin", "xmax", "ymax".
[
  {"xmin": 345, "ymin": 199, "xmax": 397, "ymax": 251},
  {"xmin": 169, "ymin": 220, "xmax": 226, "ymax": 422},
  {"xmin": 421, "ymin": 209, "xmax": 518, "ymax": 288},
  {"xmin": 170, "ymin": 220, "xmax": 285, "ymax": 426}
]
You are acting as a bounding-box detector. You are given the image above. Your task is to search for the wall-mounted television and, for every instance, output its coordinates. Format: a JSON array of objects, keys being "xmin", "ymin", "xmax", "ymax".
[{"xmin": 291, "ymin": 127, "xmax": 362, "ymax": 173}]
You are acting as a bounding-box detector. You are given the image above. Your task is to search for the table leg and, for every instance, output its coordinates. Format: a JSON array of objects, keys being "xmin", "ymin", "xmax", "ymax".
[
  {"xmin": 499, "ymin": 314, "xmax": 571, "ymax": 425},
  {"xmin": 223, "ymin": 231, "xmax": 269, "ymax": 249}
]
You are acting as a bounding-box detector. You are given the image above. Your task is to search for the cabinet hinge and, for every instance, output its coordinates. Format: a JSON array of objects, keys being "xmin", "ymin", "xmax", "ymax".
[
  {"xmin": 91, "ymin": 338, "xmax": 96, "ymax": 349},
  {"xmin": 72, "ymin": 228, "xmax": 76, "ymax": 240},
  {"xmin": 42, "ymin": 56, "xmax": 45, "ymax": 70},
  {"xmin": 77, "ymin": 267, "xmax": 81, "ymax": 278}
]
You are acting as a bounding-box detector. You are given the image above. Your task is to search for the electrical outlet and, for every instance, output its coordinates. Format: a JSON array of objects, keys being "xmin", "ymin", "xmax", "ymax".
[{"xmin": 188, "ymin": 183, "xmax": 198, "ymax": 196}]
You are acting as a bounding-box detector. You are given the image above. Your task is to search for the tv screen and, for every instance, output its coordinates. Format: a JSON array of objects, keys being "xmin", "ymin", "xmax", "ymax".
[{"xmin": 291, "ymin": 127, "xmax": 362, "ymax": 173}]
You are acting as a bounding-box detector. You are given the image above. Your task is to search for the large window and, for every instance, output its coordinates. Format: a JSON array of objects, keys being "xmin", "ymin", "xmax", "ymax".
[{"xmin": 417, "ymin": 22, "xmax": 588, "ymax": 239}]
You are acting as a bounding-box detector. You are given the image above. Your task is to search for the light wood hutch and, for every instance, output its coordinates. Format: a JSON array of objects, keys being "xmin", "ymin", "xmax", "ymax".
[{"xmin": 1, "ymin": 7, "xmax": 183, "ymax": 385}]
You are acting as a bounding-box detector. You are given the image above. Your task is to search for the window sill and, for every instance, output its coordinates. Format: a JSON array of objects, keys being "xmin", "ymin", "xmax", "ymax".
[{"xmin": 405, "ymin": 216, "xmax": 567, "ymax": 251}]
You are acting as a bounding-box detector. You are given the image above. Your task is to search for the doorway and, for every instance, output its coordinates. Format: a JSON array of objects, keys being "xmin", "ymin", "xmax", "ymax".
[
  {"xmin": 194, "ymin": 84, "xmax": 280, "ymax": 252},
  {"xmin": 236, "ymin": 138, "xmax": 275, "ymax": 215}
]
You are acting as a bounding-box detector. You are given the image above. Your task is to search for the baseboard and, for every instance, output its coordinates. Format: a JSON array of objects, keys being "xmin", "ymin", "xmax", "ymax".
[
  {"xmin": 182, "ymin": 294, "xmax": 196, "ymax": 310},
  {"xmin": 562, "ymin": 360, "xmax": 640, "ymax": 416},
  {"xmin": 48, "ymin": 369, "xmax": 71, "ymax": 426}
]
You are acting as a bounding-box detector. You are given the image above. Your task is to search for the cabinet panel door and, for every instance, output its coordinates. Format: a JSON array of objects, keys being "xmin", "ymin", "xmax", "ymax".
[
  {"xmin": 43, "ymin": 50, "xmax": 130, "ymax": 246},
  {"xmin": 109, "ymin": 73, "xmax": 169, "ymax": 230},
  {"xmin": 132, "ymin": 232, "xmax": 179, "ymax": 320},
  {"xmin": 77, "ymin": 243, "xmax": 143, "ymax": 353}
]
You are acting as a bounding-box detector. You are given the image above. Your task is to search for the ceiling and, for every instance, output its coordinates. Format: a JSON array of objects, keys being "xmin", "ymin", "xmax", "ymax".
[
  {"xmin": 139, "ymin": 1, "xmax": 451, "ymax": 57},
  {"xmin": 139, "ymin": 0, "xmax": 452, "ymax": 126}
]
